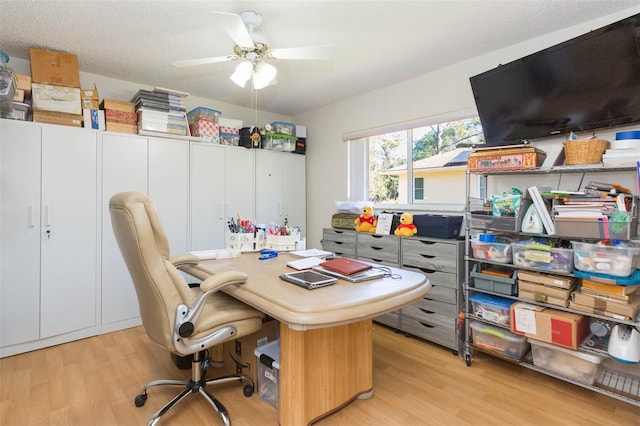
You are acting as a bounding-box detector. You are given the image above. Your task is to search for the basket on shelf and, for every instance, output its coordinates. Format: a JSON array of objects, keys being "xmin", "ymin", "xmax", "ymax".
[{"xmin": 563, "ymin": 138, "xmax": 609, "ymax": 165}]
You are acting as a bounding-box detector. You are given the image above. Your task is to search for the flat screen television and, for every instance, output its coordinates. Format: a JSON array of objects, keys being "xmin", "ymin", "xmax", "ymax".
[{"xmin": 470, "ymin": 13, "xmax": 640, "ymax": 146}]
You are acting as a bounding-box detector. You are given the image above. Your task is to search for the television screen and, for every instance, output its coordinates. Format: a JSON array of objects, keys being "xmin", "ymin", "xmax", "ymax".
[{"xmin": 470, "ymin": 13, "xmax": 640, "ymax": 146}]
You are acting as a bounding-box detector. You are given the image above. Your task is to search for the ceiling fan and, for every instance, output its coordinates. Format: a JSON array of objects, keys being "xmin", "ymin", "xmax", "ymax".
[{"xmin": 172, "ymin": 11, "xmax": 334, "ymax": 89}]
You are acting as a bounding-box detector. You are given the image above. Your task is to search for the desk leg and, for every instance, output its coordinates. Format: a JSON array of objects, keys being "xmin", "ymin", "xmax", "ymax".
[{"xmin": 278, "ymin": 319, "xmax": 373, "ymax": 426}]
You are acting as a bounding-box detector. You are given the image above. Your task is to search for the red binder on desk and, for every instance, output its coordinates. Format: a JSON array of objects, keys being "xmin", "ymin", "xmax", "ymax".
[{"xmin": 319, "ymin": 257, "xmax": 372, "ymax": 276}]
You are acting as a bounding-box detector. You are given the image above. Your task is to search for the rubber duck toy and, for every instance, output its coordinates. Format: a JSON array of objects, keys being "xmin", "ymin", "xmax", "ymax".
[
  {"xmin": 354, "ymin": 206, "xmax": 377, "ymax": 233},
  {"xmin": 394, "ymin": 213, "xmax": 418, "ymax": 237}
]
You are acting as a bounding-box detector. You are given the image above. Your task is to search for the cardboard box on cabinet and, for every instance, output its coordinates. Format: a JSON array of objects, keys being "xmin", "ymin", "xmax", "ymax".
[
  {"xmin": 33, "ymin": 110, "xmax": 83, "ymax": 127},
  {"xmin": 32, "ymin": 83, "xmax": 82, "ymax": 115},
  {"xmin": 81, "ymin": 85, "xmax": 100, "ymax": 110},
  {"xmin": 29, "ymin": 47, "xmax": 80, "ymax": 88},
  {"xmin": 221, "ymin": 319, "xmax": 279, "ymax": 384},
  {"xmin": 510, "ymin": 302, "xmax": 589, "ymax": 349}
]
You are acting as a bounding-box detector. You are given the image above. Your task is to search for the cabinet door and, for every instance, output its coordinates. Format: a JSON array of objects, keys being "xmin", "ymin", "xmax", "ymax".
[
  {"xmin": 225, "ymin": 147, "xmax": 255, "ymax": 224},
  {"xmin": 0, "ymin": 120, "xmax": 42, "ymax": 347},
  {"xmin": 101, "ymin": 133, "xmax": 148, "ymax": 327},
  {"xmin": 190, "ymin": 143, "xmax": 226, "ymax": 250},
  {"xmin": 40, "ymin": 126, "xmax": 98, "ymax": 338},
  {"xmin": 255, "ymin": 150, "xmax": 283, "ymax": 227},
  {"xmin": 148, "ymin": 138, "xmax": 189, "ymax": 255},
  {"xmin": 282, "ymin": 154, "xmax": 306, "ymax": 234}
]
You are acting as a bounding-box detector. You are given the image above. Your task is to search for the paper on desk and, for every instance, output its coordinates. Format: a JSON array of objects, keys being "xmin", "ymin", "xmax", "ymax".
[
  {"xmin": 189, "ymin": 249, "xmax": 240, "ymax": 260},
  {"xmin": 289, "ymin": 248, "xmax": 334, "ymax": 258},
  {"xmin": 286, "ymin": 256, "xmax": 325, "ymax": 270}
]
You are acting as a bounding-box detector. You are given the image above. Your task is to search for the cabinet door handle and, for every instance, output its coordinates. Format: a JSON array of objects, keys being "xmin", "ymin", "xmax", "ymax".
[
  {"xmin": 28, "ymin": 205, "xmax": 35, "ymax": 228},
  {"xmin": 43, "ymin": 205, "xmax": 51, "ymax": 226}
]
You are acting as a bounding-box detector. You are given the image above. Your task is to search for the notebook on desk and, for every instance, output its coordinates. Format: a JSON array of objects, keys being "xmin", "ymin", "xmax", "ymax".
[
  {"xmin": 319, "ymin": 257, "xmax": 372, "ymax": 275},
  {"xmin": 312, "ymin": 265, "xmax": 385, "ymax": 282}
]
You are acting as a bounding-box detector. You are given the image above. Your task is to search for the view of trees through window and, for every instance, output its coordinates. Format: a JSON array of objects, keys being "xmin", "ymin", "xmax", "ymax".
[{"xmin": 368, "ymin": 117, "xmax": 484, "ymax": 203}]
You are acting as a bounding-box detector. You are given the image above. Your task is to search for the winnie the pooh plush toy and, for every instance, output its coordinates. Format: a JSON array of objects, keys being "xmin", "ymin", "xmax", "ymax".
[
  {"xmin": 394, "ymin": 213, "xmax": 418, "ymax": 237},
  {"xmin": 354, "ymin": 206, "xmax": 377, "ymax": 233}
]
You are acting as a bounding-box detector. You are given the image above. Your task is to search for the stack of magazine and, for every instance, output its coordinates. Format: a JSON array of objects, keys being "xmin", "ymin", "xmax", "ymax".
[{"xmin": 131, "ymin": 87, "xmax": 189, "ymax": 136}]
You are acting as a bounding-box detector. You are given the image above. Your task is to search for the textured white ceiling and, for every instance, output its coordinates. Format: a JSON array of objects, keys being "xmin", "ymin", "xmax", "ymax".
[{"xmin": 1, "ymin": 0, "xmax": 638, "ymax": 115}]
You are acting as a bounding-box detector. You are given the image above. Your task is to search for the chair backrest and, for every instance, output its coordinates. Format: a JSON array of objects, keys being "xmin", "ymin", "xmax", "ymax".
[{"xmin": 109, "ymin": 192, "xmax": 196, "ymax": 352}]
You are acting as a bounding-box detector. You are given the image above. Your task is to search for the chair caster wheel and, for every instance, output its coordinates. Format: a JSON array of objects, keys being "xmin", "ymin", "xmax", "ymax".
[
  {"xmin": 243, "ymin": 384, "xmax": 254, "ymax": 397},
  {"xmin": 135, "ymin": 393, "xmax": 147, "ymax": 407}
]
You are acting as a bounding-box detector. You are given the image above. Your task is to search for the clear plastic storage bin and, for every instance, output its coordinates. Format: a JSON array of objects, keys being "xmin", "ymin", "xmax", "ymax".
[
  {"xmin": 469, "ymin": 321, "xmax": 530, "ymax": 359},
  {"xmin": 254, "ymin": 339, "xmax": 280, "ymax": 409},
  {"xmin": 470, "ymin": 235, "xmax": 513, "ymax": 264},
  {"xmin": 469, "ymin": 293, "xmax": 516, "ymax": 326},
  {"xmin": 512, "ymin": 242, "xmax": 573, "ymax": 273},
  {"xmin": 572, "ymin": 241, "xmax": 640, "ymax": 277},
  {"xmin": 529, "ymin": 339, "xmax": 603, "ymax": 385}
]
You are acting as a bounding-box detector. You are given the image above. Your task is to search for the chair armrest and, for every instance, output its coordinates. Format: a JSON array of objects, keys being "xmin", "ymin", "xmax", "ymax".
[
  {"xmin": 199, "ymin": 270, "xmax": 248, "ymax": 292},
  {"xmin": 175, "ymin": 270, "xmax": 249, "ymax": 338},
  {"xmin": 170, "ymin": 254, "xmax": 200, "ymax": 269}
]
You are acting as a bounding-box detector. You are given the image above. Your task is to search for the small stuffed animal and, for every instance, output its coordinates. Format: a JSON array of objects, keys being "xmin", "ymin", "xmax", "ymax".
[
  {"xmin": 354, "ymin": 206, "xmax": 377, "ymax": 233},
  {"xmin": 394, "ymin": 213, "xmax": 418, "ymax": 237}
]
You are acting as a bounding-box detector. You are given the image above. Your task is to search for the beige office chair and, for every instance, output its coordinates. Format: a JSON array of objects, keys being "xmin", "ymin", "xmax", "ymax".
[{"xmin": 109, "ymin": 192, "xmax": 264, "ymax": 426}]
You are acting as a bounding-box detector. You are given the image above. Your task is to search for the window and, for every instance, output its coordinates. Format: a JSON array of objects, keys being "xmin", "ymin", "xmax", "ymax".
[
  {"xmin": 414, "ymin": 177, "xmax": 424, "ymax": 201},
  {"xmin": 347, "ymin": 110, "xmax": 485, "ymax": 208}
]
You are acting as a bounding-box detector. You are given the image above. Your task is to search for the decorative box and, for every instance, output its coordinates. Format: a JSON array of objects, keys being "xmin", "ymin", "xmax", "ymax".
[
  {"xmin": 189, "ymin": 120, "xmax": 220, "ymax": 139},
  {"xmin": 468, "ymin": 145, "xmax": 546, "ymax": 171}
]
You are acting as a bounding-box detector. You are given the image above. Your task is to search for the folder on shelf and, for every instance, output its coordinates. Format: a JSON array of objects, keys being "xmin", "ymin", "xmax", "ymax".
[{"xmin": 527, "ymin": 186, "xmax": 555, "ymax": 235}]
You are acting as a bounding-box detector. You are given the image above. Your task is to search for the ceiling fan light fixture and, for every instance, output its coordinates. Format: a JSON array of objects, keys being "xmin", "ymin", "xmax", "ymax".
[
  {"xmin": 252, "ymin": 61, "xmax": 277, "ymax": 90},
  {"xmin": 230, "ymin": 59, "xmax": 253, "ymax": 87}
]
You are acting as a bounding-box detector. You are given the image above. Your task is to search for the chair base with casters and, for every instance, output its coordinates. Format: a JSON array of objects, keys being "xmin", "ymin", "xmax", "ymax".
[{"xmin": 135, "ymin": 349, "xmax": 255, "ymax": 426}]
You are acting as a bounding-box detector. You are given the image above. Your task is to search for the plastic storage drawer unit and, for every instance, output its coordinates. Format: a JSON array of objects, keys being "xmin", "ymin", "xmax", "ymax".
[
  {"xmin": 254, "ymin": 339, "xmax": 280, "ymax": 409},
  {"xmin": 529, "ymin": 339, "xmax": 603, "ymax": 385},
  {"xmin": 469, "ymin": 321, "xmax": 529, "ymax": 359}
]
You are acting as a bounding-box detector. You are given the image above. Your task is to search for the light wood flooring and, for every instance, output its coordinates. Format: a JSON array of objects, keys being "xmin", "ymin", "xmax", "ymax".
[{"xmin": 1, "ymin": 324, "xmax": 638, "ymax": 425}]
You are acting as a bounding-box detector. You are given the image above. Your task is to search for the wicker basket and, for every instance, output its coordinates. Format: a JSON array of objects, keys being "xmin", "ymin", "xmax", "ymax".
[{"xmin": 563, "ymin": 138, "xmax": 609, "ymax": 165}]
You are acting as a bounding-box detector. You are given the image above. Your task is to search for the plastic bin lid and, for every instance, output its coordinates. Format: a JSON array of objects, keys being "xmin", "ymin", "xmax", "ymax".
[
  {"xmin": 469, "ymin": 292, "xmax": 516, "ymax": 309},
  {"xmin": 254, "ymin": 339, "xmax": 280, "ymax": 369}
]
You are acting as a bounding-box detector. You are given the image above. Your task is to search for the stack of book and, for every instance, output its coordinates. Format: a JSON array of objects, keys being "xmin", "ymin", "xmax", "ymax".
[
  {"xmin": 131, "ymin": 87, "xmax": 189, "ymax": 136},
  {"xmin": 570, "ymin": 279, "xmax": 640, "ymax": 321}
]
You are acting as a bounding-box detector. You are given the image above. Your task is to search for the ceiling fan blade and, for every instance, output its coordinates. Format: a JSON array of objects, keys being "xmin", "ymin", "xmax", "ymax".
[
  {"xmin": 211, "ymin": 11, "xmax": 255, "ymax": 48},
  {"xmin": 171, "ymin": 55, "xmax": 238, "ymax": 68},
  {"xmin": 269, "ymin": 45, "xmax": 335, "ymax": 60}
]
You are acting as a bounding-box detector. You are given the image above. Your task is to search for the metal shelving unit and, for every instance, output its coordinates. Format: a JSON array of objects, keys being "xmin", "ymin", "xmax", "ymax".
[{"xmin": 463, "ymin": 166, "xmax": 640, "ymax": 408}]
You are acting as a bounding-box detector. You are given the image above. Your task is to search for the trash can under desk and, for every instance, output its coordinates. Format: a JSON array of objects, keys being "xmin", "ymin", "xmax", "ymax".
[{"xmin": 254, "ymin": 339, "xmax": 280, "ymax": 409}]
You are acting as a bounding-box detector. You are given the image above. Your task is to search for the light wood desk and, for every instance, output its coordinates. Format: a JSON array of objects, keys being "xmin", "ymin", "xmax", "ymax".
[{"xmin": 183, "ymin": 252, "xmax": 430, "ymax": 426}]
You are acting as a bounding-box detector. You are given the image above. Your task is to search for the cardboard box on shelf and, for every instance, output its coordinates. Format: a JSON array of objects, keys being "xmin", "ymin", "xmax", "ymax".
[
  {"xmin": 516, "ymin": 270, "xmax": 576, "ymax": 289},
  {"xmin": 510, "ymin": 302, "xmax": 589, "ymax": 349},
  {"xmin": 15, "ymin": 74, "xmax": 31, "ymax": 96},
  {"xmin": 81, "ymin": 85, "xmax": 100, "ymax": 110},
  {"xmin": 12, "ymin": 89, "xmax": 24, "ymax": 103},
  {"xmin": 83, "ymin": 109, "xmax": 105, "ymax": 130},
  {"xmin": 33, "ymin": 110, "xmax": 83, "ymax": 127},
  {"xmin": 106, "ymin": 121, "xmax": 137, "ymax": 134},
  {"xmin": 221, "ymin": 319, "xmax": 279, "ymax": 384},
  {"xmin": 32, "ymin": 83, "xmax": 82, "ymax": 115},
  {"xmin": 29, "ymin": 47, "xmax": 80, "ymax": 88},
  {"xmin": 100, "ymin": 98, "xmax": 135, "ymax": 112},
  {"xmin": 571, "ymin": 291, "xmax": 640, "ymax": 321}
]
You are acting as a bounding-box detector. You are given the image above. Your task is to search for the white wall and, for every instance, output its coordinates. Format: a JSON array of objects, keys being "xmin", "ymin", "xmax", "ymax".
[{"xmin": 294, "ymin": 6, "xmax": 640, "ymax": 249}]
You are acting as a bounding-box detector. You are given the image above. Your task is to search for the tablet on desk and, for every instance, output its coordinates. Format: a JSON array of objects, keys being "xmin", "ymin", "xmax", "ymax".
[{"xmin": 279, "ymin": 270, "xmax": 338, "ymax": 290}]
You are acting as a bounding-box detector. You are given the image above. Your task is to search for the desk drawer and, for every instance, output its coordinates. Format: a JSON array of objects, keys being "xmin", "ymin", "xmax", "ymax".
[
  {"xmin": 373, "ymin": 310, "xmax": 399, "ymax": 329},
  {"xmin": 323, "ymin": 228, "xmax": 356, "ymax": 244},
  {"xmin": 424, "ymin": 285, "xmax": 457, "ymax": 305},
  {"xmin": 402, "ymin": 238, "xmax": 458, "ymax": 257},
  {"xmin": 356, "ymin": 255, "xmax": 398, "ymax": 267},
  {"xmin": 356, "ymin": 234, "xmax": 399, "ymax": 263},
  {"xmin": 402, "ymin": 266, "xmax": 458, "ymax": 290},
  {"xmin": 404, "ymin": 298, "xmax": 457, "ymax": 318},
  {"xmin": 321, "ymin": 240, "xmax": 356, "ymax": 256},
  {"xmin": 400, "ymin": 316, "xmax": 456, "ymax": 350},
  {"xmin": 402, "ymin": 252, "xmax": 458, "ymax": 274}
]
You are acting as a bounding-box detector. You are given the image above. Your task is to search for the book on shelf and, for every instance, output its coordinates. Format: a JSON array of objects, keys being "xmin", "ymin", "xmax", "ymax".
[{"xmin": 527, "ymin": 186, "xmax": 555, "ymax": 234}]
